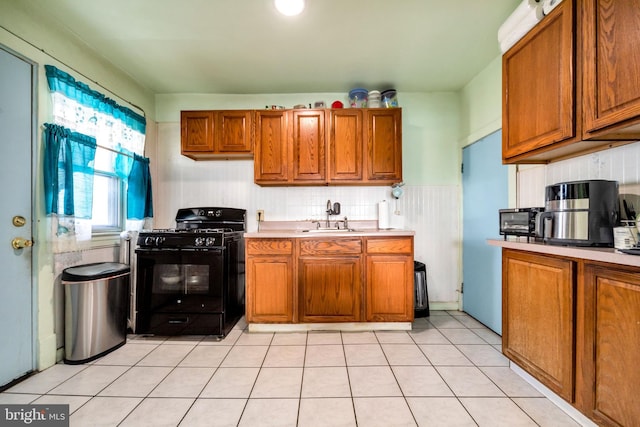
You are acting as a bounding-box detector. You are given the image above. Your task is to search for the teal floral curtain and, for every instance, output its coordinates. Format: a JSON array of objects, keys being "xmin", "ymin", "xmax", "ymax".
[
  {"xmin": 127, "ymin": 154, "xmax": 154, "ymax": 220},
  {"xmin": 44, "ymin": 65, "xmax": 146, "ymax": 134},
  {"xmin": 43, "ymin": 123, "xmax": 97, "ymax": 218},
  {"xmin": 45, "ymin": 65, "xmax": 153, "ymax": 222}
]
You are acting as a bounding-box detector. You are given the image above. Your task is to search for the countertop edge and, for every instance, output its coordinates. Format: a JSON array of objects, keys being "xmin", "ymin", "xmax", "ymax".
[
  {"xmin": 245, "ymin": 230, "xmax": 415, "ymax": 238},
  {"xmin": 487, "ymin": 238, "xmax": 640, "ymax": 268}
]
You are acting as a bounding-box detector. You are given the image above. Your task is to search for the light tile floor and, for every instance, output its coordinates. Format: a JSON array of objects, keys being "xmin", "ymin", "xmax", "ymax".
[{"xmin": 0, "ymin": 311, "xmax": 584, "ymax": 427}]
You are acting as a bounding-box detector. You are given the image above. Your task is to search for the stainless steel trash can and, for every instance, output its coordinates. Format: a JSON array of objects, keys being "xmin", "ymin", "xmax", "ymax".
[
  {"xmin": 414, "ymin": 261, "xmax": 430, "ymax": 318},
  {"xmin": 62, "ymin": 262, "xmax": 130, "ymax": 364}
]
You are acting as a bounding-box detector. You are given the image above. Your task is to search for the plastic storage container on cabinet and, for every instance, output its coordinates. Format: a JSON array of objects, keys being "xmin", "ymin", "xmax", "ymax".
[
  {"xmin": 62, "ymin": 262, "xmax": 130, "ymax": 364},
  {"xmin": 414, "ymin": 261, "xmax": 430, "ymax": 318}
]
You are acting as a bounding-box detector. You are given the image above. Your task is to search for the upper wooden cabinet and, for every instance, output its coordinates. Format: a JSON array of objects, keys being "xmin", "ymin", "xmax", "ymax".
[
  {"xmin": 502, "ymin": 0, "xmax": 575, "ymax": 162},
  {"xmin": 181, "ymin": 110, "xmax": 253, "ymax": 160},
  {"xmin": 291, "ymin": 110, "xmax": 326, "ymax": 183},
  {"xmin": 255, "ymin": 108, "xmax": 402, "ymax": 186},
  {"xmin": 329, "ymin": 109, "xmax": 364, "ymax": 182},
  {"xmin": 502, "ymin": 0, "xmax": 640, "ymax": 163},
  {"xmin": 364, "ymin": 109, "xmax": 403, "ymax": 182},
  {"xmin": 582, "ymin": 0, "xmax": 640, "ymax": 138},
  {"xmin": 254, "ymin": 110, "xmax": 289, "ymax": 184}
]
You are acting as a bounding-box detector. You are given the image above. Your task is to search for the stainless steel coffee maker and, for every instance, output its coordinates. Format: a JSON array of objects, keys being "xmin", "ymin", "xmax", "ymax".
[{"xmin": 538, "ymin": 180, "xmax": 619, "ymax": 247}]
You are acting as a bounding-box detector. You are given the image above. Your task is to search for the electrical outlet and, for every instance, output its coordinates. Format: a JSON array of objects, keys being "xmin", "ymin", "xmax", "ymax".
[{"xmin": 256, "ymin": 210, "xmax": 264, "ymax": 222}]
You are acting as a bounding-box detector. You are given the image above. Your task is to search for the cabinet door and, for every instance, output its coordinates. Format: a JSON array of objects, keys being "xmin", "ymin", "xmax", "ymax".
[
  {"xmin": 502, "ymin": 0, "xmax": 575, "ymax": 161},
  {"xmin": 365, "ymin": 254, "xmax": 413, "ymax": 322},
  {"xmin": 329, "ymin": 109, "xmax": 363, "ymax": 182},
  {"xmin": 364, "ymin": 109, "xmax": 402, "ymax": 182},
  {"xmin": 216, "ymin": 110, "xmax": 253, "ymax": 153},
  {"xmin": 254, "ymin": 110, "xmax": 289, "ymax": 183},
  {"xmin": 298, "ymin": 256, "xmax": 362, "ymax": 322},
  {"xmin": 246, "ymin": 239, "xmax": 294, "ymax": 323},
  {"xmin": 502, "ymin": 249, "xmax": 575, "ymax": 401},
  {"xmin": 246, "ymin": 255, "xmax": 294, "ymax": 323},
  {"xmin": 291, "ymin": 110, "xmax": 326, "ymax": 183},
  {"xmin": 579, "ymin": 263, "xmax": 640, "ymax": 426},
  {"xmin": 181, "ymin": 111, "xmax": 215, "ymax": 153},
  {"xmin": 582, "ymin": 0, "xmax": 640, "ymax": 138}
]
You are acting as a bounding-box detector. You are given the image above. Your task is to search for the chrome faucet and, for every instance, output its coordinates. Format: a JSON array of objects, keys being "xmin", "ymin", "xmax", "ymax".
[{"xmin": 326, "ymin": 200, "xmax": 332, "ymax": 228}]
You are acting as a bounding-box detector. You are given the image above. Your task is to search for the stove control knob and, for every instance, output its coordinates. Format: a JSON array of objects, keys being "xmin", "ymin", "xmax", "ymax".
[
  {"xmin": 194, "ymin": 237, "xmax": 205, "ymax": 246},
  {"xmin": 205, "ymin": 237, "xmax": 216, "ymax": 246},
  {"xmin": 155, "ymin": 236, "xmax": 165, "ymax": 246},
  {"xmin": 144, "ymin": 236, "xmax": 156, "ymax": 246}
]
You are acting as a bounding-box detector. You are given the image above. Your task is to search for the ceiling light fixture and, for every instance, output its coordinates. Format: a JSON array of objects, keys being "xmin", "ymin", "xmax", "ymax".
[{"xmin": 275, "ymin": 0, "xmax": 305, "ymax": 16}]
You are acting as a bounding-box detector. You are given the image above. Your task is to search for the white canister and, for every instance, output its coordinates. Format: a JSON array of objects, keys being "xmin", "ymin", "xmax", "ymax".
[
  {"xmin": 368, "ymin": 90, "xmax": 381, "ymax": 108},
  {"xmin": 614, "ymin": 226, "xmax": 638, "ymax": 249}
]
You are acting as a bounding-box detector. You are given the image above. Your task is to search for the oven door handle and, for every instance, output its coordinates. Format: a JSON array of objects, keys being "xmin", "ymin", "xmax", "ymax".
[{"xmin": 168, "ymin": 317, "xmax": 189, "ymax": 324}]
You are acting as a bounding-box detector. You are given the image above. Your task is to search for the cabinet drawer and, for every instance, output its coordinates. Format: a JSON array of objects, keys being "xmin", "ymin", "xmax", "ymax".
[
  {"xmin": 246, "ymin": 239, "xmax": 293, "ymax": 255},
  {"xmin": 299, "ymin": 238, "xmax": 362, "ymax": 255},
  {"xmin": 366, "ymin": 237, "xmax": 413, "ymax": 254}
]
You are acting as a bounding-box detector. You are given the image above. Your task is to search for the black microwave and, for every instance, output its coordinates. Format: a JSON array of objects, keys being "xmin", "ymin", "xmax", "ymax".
[{"xmin": 499, "ymin": 207, "xmax": 544, "ymax": 241}]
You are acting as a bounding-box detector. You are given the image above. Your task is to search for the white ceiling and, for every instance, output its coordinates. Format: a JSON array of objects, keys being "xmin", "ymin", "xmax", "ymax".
[{"xmin": 20, "ymin": 0, "xmax": 519, "ymax": 94}]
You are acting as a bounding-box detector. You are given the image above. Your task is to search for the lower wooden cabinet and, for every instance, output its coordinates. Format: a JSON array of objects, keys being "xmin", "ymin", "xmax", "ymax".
[
  {"xmin": 502, "ymin": 249, "xmax": 575, "ymax": 401},
  {"xmin": 246, "ymin": 235, "xmax": 413, "ymax": 324},
  {"xmin": 365, "ymin": 237, "xmax": 414, "ymax": 322},
  {"xmin": 502, "ymin": 249, "xmax": 640, "ymax": 426},
  {"xmin": 578, "ymin": 263, "xmax": 640, "ymax": 426},
  {"xmin": 245, "ymin": 239, "xmax": 294, "ymax": 323},
  {"xmin": 299, "ymin": 256, "xmax": 362, "ymax": 322}
]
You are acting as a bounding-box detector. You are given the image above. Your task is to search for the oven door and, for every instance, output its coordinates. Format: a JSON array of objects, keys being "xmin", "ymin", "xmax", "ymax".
[{"xmin": 135, "ymin": 248, "xmax": 227, "ymax": 334}]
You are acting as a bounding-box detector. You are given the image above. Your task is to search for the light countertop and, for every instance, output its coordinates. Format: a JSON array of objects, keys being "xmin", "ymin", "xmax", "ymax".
[
  {"xmin": 244, "ymin": 220, "xmax": 415, "ymax": 238},
  {"xmin": 488, "ymin": 237, "xmax": 640, "ymax": 268}
]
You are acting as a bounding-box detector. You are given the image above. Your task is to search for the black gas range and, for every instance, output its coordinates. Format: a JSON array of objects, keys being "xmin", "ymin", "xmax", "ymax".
[{"xmin": 135, "ymin": 207, "xmax": 246, "ymax": 337}]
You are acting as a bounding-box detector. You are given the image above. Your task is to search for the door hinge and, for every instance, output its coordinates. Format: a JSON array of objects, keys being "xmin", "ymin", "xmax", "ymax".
[
  {"xmin": 461, "ymin": 163, "xmax": 464, "ymax": 174},
  {"xmin": 460, "ymin": 282, "xmax": 464, "ymax": 293}
]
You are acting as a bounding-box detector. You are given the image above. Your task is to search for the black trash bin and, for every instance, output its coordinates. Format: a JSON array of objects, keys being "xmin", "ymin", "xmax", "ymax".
[
  {"xmin": 62, "ymin": 262, "xmax": 130, "ymax": 364},
  {"xmin": 414, "ymin": 261, "xmax": 430, "ymax": 318}
]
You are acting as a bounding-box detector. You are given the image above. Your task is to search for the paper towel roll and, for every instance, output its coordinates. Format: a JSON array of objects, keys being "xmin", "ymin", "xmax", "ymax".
[{"xmin": 378, "ymin": 200, "xmax": 390, "ymax": 230}]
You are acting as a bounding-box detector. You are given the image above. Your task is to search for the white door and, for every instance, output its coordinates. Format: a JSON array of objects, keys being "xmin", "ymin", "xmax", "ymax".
[
  {"xmin": 462, "ymin": 131, "xmax": 508, "ymax": 334},
  {"xmin": 0, "ymin": 47, "xmax": 35, "ymax": 387}
]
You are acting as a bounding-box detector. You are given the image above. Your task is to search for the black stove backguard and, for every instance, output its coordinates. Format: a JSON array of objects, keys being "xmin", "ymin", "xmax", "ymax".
[
  {"xmin": 135, "ymin": 207, "xmax": 246, "ymax": 337},
  {"xmin": 175, "ymin": 207, "xmax": 247, "ymax": 231}
]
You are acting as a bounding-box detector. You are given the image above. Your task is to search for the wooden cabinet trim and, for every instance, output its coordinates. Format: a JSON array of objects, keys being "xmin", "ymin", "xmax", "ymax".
[
  {"xmin": 366, "ymin": 236, "xmax": 413, "ymax": 254},
  {"xmin": 299, "ymin": 238, "xmax": 362, "ymax": 255},
  {"xmin": 246, "ymin": 238, "xmax": 293, "ymax": 255}
]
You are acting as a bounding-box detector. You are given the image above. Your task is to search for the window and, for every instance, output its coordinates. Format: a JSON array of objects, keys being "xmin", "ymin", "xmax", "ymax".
[
  {"xmin": 91, "ymin": 172, "xmax": 123, "ymax": 233},
  {"xmin": 44, "ymin": 65, "xmax": 151, "ymax": 241}
]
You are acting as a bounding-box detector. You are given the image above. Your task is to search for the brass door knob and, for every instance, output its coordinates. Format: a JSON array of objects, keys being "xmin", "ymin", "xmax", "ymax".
[{"xmin": 12, "ymin": 238, "xmax": 33, "ymax": 249}]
